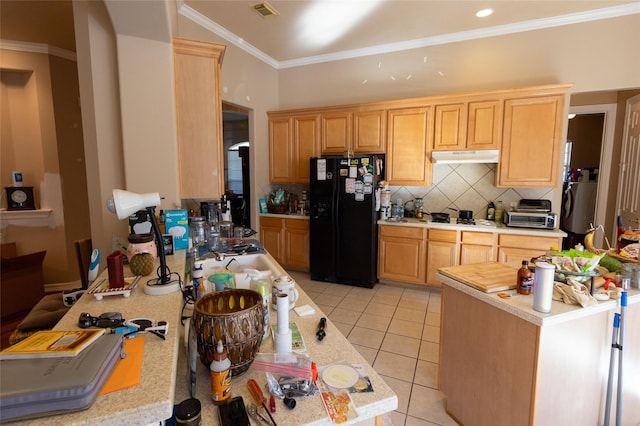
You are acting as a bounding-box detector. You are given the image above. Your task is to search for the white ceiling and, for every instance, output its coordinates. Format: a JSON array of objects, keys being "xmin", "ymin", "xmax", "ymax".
[{"xmin": 182, "ymin": 0, "xmax": 640, "ymax": 69}]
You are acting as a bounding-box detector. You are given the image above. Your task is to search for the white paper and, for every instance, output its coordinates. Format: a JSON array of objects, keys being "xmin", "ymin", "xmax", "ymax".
[{"xmin": 317, "ymin": 159, "xmax": 327, "ymax": 180}]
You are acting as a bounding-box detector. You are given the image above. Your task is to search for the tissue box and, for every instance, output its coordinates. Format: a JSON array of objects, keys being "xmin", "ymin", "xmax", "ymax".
[{"xmin": 165, "ymin": 210, "xmax": 188, "ymax": 250}]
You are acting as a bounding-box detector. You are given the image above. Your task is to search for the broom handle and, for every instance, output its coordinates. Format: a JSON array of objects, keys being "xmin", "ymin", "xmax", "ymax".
[
  {"xmin": 616, "ymin": 292, "xmax": 627, "ymax": 426},
  {"xmin": 603, "ymin": 313, "xmax": 620, "ymax": 426}
]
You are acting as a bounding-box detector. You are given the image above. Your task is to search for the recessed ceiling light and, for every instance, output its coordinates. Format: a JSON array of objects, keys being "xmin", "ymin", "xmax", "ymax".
[{"xmin": 476, "ymin": 8, "xmax": 493, "ymax": 18}]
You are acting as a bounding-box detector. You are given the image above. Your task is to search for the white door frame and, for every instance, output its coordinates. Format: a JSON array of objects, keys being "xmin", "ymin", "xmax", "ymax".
[{"xmin": 569, "ymin": 103, "xmax": 617, "ymax": 248}]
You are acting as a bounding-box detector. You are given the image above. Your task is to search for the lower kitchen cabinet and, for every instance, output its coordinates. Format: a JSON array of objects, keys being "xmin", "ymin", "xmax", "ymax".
[
  {"xmin": 426, "ymin": 229, "xmax": 459, "ymax": 287},
  {"xmin": 260, "ymin": 216, "xmax": 309, "ymax": 271},
  {"xmin": 460, "ymin": 231, "xmax": 497, "ymax": 265},
  {"xmin": 497, "ymin": 234, "xmax": 562, "ymax": 263},
  {"xmin": 378, "ymin": 225, "xmax": 427, "ymax": 284}
]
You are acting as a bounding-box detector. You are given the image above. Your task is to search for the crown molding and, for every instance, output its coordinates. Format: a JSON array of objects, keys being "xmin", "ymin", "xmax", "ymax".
[
  {"xmin": 179, "ymin": 1, "xmax": 640, "ymax": 70},
  {"xmin": 0, "ymin": 39, "xmax": 77, "ymax": 62}
]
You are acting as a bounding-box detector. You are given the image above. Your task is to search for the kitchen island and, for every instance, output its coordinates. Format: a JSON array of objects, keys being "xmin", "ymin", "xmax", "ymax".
[
  {"xmin": 5, "ymin": 249, "xmax": 397, "ymax": 425},
  {"xmin": 437, "ymin": 263, "xmax": 640, "ymax": 426}
]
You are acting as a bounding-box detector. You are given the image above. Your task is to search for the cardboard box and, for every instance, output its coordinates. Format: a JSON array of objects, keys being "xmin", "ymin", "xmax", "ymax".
[{"xmin": 164, "ymin": 210, "xmax": 188, "ymax": 250}]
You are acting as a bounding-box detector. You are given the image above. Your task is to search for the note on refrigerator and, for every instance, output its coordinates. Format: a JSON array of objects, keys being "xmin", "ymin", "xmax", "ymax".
[{"xmin": 317, "ymin": 159, "xmax": 327, "ymax": 180}]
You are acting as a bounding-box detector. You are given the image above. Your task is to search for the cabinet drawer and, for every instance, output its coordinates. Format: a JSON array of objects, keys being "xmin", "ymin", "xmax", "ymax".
[
  {"xmin": 499, "ymin": 234, "xmax": 560, "ymax": 251},
  {"xmin": 380, "ymin": 225, "xmax": 427, "ymax": 240},
  {"xmin": 260, "ymin": 217, "xmax": 284, "ymax": 228},
  {"xmin": 284, "ymin": 218, "xmax": 309, "ymax": 230},
  {"xmin": 428, "ymin": 229, "xmax": 458, "ymax": 242},
  {"xmin": 462, "ymin": 231, "xmax": 495, "ymax": 245}
]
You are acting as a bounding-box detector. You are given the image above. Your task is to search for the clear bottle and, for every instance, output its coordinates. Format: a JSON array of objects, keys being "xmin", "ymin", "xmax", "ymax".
[
  {"xmin": 210, "ymin": 340, "xmax": 231, "ymax": 405},
  {"xmin": 249, "ymin": 271, "xmax": 271, "ymax": 339},
  {"xmin": 192, "ymin": 261, "xmax": 205, "ymax": 299},
  {"xmin": 487, "ymin": 201, "xmax": 495, "ymax": 220},
  {"xmin": 517, "ymin": 260, "xmax": 533, "ymax": 295}
]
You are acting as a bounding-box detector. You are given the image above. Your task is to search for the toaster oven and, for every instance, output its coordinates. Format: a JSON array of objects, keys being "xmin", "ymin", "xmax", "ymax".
[{"xmin": 505, "ymin": 211, "xmax": 557, "ymax": 229}]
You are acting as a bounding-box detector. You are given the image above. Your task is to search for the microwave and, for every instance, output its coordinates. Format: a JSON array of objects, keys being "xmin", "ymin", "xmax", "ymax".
[{"xmin": 505, "ymin": 211, "xmax": 557, "ymax": 229}]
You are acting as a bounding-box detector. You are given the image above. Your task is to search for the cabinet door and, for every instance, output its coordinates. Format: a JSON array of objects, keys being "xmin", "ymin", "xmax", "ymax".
[
  {"xmin": 387, "ymin": 107, "xmax": 432, "ymax": 186},
  {"xmin": 433, "ymin": 103, "xmax": 466, "ymax": 151},
  {"xmin": 460, "ymin": 231, "xmax": 497, "ymax": 264},
  {"xmin": 269, "ymin": 117, "xmax": 293, "ymax": 183},
  {"xmin": 284, "ymin": 219, "xmax": 309, "ymax": 270},
  {"xmin": 260, "ymin": 217, "xmax": 284, "ymax": 263},
  {"xmin": 320, "ymin": 112, "xmax": 351, "ymax": 155},
  {"xmin": 378, "ymin": 236, "xmax": 426, "ymax": 284},
  {"xmin": 353, "ymin": 109, "xmax": 386, "ymax": 153},
  {"xmin": 293, "ymin": 115, "xmax": 319, "ymax": 183},
  {"xmin": 498, "ymin": 95, "xmax": 565, "ymax": 187},
  {"xmin": 467, "ymin": 100, "xmax": 501, "ymax": 150},
  {"xmin": 426, "ymin": 240, "xmax": 459, "ymax": 287},
  {"xmin": 173, "ymin": 38, "xmax": 225, "ymax": 199}
]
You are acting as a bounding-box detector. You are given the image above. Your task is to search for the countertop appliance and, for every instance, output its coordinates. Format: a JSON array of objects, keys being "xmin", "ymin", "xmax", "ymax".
[
  {"xmin": 561, "ymin": 181, "xmax": 597, "ymax": 233},
  {"xmin": 309, "ymin": 155, "xmax": 384, "ymax": 288},
  {"xmin": 505, "ymin": 199, "xmax": 557, "ymax": 229}
]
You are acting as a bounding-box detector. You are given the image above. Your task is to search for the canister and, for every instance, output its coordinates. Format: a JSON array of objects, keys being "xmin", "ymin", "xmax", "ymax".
[{"xmin": 533, "ymin": 262, "xmax": 555, "ymax": 313}]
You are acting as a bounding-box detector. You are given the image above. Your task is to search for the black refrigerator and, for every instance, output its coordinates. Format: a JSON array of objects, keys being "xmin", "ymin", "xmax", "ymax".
[{"xmin": 310, "ymin": 155, "xmax": 384, "ymax": 288}]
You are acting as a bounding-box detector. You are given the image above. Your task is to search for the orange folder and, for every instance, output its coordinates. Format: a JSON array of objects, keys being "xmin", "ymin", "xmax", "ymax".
[{"xmin": 99, "ymin": 336, "xmax": 144, "ymax": 395}]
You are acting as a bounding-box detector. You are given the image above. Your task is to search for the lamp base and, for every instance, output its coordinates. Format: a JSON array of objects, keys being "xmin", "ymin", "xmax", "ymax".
[{"xmin": 144, "ymin": 280, "xmax": 181, "ymax": 296}]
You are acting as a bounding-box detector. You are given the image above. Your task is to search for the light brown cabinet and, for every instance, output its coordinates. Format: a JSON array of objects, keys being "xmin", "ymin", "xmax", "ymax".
[
  {"xmin": 378, "ymin": 225, "xmax": 427, "ymax": 284},
  {"xmin": 259, "ymin": 216, "xmax": 309, "ymax": 270},
  {"xmin": 460, "ymin": 231, "xmax": 497, "ymax": 265},
  {"xmin": 498, "ymin": 90, "xmax": 568, "ymax": 188},
  {"xmin": 173, "ymin": 38, "xmax": 226, "ymax": 199},
  {"xmin": 425, "ymin": 229, "xmax": 459, "ymax": 286},
  {"xmin": 352, "ymin": 109, "xmax": 386, "ymax": 153},
  {"xmin": 320, "ymin": 111, "xmax": 351, "ymax": 155},
  {"xmin": 268, "ymin": 114, "xmax": 319, "ymax": 184},
  {"xmin": 497, "ymin": 234, "xmax": 562, "ymax": 263},
  {"xmin": 386, "ymin": 107, "xmax": 432, "ymax": 186},
  {"xmin": 433, "ymin": 100, "xmax": 501, "ymax": 151}
]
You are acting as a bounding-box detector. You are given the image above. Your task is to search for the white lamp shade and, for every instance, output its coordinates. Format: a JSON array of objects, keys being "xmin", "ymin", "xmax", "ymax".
[{"xmin": 107, "ymin": 189, "xmax": 161, "ymax": 219}]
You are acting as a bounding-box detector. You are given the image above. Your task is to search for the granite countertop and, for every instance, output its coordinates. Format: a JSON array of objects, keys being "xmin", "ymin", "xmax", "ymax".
[
  {"xmin": 261, "ymin": 213, "xmax": 309, "ymax": 220},
  {"xmin": 9, "ymin": 251, "xmax": 187, "ymax": 426},
  {"xmin": 379, "ymin": 217, "xmax": 567, "ymax": 237},
  {"xmin": 174, "ymin": 252, "xmax": 398, "ymax": 425},
  {"xmin": 437, "ymin": 270, "xmax": 640, "ymax": 327}
]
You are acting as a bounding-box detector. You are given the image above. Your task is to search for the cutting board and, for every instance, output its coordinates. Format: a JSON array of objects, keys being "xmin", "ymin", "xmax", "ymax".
[{"xmin": 438, "ymin": 262, "xmax": 519, "ymax": 293}]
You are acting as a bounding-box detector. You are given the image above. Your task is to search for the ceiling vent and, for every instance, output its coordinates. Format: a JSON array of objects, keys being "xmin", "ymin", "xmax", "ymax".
[{"xmin": 252, "ymin": 2, "xmax": 279, "ymax": 17}]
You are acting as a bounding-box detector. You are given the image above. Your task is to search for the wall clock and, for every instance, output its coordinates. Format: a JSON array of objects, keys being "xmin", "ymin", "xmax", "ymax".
[{"xmin": 5, "ymin": 187, "xmax": 36, "ymax": 210}]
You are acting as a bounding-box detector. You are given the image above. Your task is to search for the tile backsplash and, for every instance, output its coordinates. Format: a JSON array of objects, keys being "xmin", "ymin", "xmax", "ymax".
[{"xmin": 262, "ymin": 163, "xmax": 557, "ymax": 219}]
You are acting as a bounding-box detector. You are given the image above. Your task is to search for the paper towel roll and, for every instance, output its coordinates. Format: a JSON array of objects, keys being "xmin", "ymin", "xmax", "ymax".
[{"xmin": 276, "ymin": 293, "xmax": 289, "ymax": 334}]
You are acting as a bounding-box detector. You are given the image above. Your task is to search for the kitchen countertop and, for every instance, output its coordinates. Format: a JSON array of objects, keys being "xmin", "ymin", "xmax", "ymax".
[
  {"xmin": 175, "ymin": 251, "xmax": 398, "ymax": 425},
  {"xmin": 10, "ymin": 250, "xmax": 187, "ymax": 426},
  {"xmin": 378, "ymin": 217, "xmax": 567, "ymax": 237},
  {"xmin": 437, "ymin": 265, "xmax": 639, "ymax": 326},
  {"xmin": 261, "ymin": 213, "xmax": 309, "ymax": 220}
]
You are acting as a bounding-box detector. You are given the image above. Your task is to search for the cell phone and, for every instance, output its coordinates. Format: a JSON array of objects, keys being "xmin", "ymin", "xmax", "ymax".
[{"xmin": 217, "ymin": 396, "xmax": 250, "ymax": 426}]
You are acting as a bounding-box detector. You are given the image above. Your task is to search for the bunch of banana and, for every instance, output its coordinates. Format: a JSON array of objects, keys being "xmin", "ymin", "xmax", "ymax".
[{"xmin": 584, "ymin": 227, "xmax": 596, "ymax": 251}]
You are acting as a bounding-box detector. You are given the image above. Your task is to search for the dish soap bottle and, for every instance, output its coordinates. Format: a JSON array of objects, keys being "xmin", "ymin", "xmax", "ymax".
[
  {"xmin": 494, "ymin": 200, "xmax": 504, "ymax": 223},
  {"xmin": 249, "ymin": 271, "xmax": 271, "ymax": 339},
  {"xmin": 210, "ymin": 340, "xmax": 231, "ymax": 405},
  {"xmin": 517, "ymin": 260, "xmax": 533, "ymax": 295}
]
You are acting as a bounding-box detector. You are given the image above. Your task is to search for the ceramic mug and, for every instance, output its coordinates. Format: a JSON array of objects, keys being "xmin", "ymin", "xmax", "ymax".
[{"xmin": 271, "ymin": 275, "xmax": 299, "ymax": 310}]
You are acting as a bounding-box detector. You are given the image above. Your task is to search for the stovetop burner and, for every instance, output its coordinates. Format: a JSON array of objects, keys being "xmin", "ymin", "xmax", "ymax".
[
  {"xmin": 431, "ymin": 217, "xmax": 451, "ymax": 223},
  {"xmin": 456, "ymin": 218, "xmax": 476, "ymax": 225}
]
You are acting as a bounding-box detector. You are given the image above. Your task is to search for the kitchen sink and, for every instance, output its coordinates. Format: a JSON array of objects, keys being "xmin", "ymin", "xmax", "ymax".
[{"xmin": 198, "ymin": 253, "xmax": 285, "ymax": 289}]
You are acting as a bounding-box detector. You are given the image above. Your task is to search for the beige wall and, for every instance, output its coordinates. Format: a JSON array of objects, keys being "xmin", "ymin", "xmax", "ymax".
[{"xmin": 0, "ymin": 48, "xmax": 88, "ymax": 282}]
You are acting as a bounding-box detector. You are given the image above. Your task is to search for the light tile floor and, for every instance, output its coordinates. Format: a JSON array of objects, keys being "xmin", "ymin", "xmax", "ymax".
[{"xmin": 287, "ymin": 270, "xmax": 458, "ymax": 426}]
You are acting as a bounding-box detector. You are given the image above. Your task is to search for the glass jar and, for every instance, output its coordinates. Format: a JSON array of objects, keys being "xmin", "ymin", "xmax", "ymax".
[{"xmin": 189, "ymin": 217, "xmax": 207, "ymax": 248}]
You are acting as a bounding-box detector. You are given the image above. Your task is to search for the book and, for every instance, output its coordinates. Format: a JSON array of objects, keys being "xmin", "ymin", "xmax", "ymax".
[{"xmin": 0, "ymin": 329, "xmax": 105, "ymax": 360}]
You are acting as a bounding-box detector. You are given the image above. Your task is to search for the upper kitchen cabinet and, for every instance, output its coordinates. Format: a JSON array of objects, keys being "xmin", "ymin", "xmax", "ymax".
[
  {"xmin": 386, "ymin": 107, "xmax": 432, "ymax": 186},
  {"xmin": 320, "ymin": 108, "xmax": 386, "ymax": 155},
  {"xmin": 268, "ymin": 113, "xmax": 319, "ymax": 184},
  {"xmin": 433, "ymin": 100, "xmax": 501, "ymax": 151},
  {"xmin": 173, "ymin": 38, "xmax": 226, "ymax": 199},
  {"xmin": 320, "ymin": 111, "xmax": 352, "ymax": 155},
  {"xmin": 497, "ymin": 85, "xmax": 571, "ymax": 188}
]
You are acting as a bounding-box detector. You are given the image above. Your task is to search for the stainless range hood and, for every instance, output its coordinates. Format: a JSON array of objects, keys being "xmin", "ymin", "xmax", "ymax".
[{"xmin": 431, "ymin": 149, "xmax": 500, "ymax": 164}]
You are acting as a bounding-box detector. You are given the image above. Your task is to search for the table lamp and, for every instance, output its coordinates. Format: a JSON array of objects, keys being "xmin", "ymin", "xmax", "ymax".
[{"xmin": 106, "ymin": 189, "xmax": 180, "ymax": 295}]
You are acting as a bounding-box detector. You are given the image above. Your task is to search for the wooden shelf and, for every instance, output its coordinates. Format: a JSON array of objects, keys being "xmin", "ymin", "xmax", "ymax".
[{"xmin": 0, "ymin": 209, "xmax": 52, "ymax": 220}]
